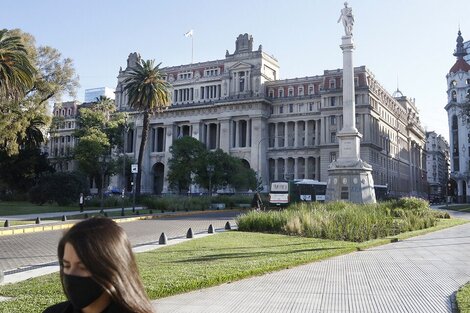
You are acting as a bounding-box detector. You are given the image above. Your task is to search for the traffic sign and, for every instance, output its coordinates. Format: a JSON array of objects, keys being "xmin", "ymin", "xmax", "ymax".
[{"xmin": 131, "ymin": 164, "xmax": 138, "ymax": 174}]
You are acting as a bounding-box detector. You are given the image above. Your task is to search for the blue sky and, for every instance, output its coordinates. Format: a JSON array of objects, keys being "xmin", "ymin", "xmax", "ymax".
[{"xmin": 2, "ymin": 0, "xmax": 470, "ymax": 141}]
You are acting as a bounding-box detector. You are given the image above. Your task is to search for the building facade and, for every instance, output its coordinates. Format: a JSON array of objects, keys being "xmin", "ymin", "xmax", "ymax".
[
  {"xmin": 48, "ymin": 101, "xmax": 81, "ymax": 172},
  {"xmin": 111, "ymin": 34, "xmax": 427, "ymax": 197},
  {"xmin": 425, "ymin": 131, "xmax": 450, "ymax": 200},
  {"xmin": 445, "ymin": 30, "xmax": 470, "ymax": 202}
]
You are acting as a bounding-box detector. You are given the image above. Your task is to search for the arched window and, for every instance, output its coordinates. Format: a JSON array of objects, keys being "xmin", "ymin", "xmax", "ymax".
[
  {"xmin": 288, "ymin": 87, "xmax": 294, "ymax": 97},
  {"xmin": 268, "ymin": 88, "xmax": 274, "ymax": 98},
  {"xmin": 451, "ymin": 90, "xmax": 457, "ymax": 101},
  {"xmin": 308, "ymin": 85, "xmax": 314, "ymax": 95},
  {"xmin": 278, "ymin": 88, "xmax": 284, "ymax": 98}
]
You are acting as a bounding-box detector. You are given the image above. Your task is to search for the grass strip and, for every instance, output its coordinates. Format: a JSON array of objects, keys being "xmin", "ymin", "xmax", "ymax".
[
  {"xmin": 457, "ymin": 282, "xmax": 470, "ymax": 313},
  {"xmin": 0, "ymin": 201, "xmax": 97, "ymax": 216},
  {"xmin": 0, "ymin": 218, "xmax": 466, "ymax": 312}
]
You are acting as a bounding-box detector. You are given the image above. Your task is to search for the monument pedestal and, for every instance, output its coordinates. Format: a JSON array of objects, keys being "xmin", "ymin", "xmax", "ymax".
[
  {"xmin": 326, "ymin": 130, "xmax": 376, "ymax": 203},
  {"xmin": 326, "ymin": 163, "xmax": 376, "ymax": 203}
]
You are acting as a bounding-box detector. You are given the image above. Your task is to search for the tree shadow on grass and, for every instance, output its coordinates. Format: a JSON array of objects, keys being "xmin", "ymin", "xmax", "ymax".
[
  {"xmin": 154, "ymin": 241, "xmax": 348, "ymax": 255},
  {"xmin": 173, "ymin": 246, "xmax": 348, "ymax": 263}
]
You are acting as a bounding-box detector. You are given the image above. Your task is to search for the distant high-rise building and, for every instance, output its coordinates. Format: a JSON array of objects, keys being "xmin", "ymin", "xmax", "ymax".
[
  {"xmin": 445, "ymin": 30, "xmax": 470, "ymax": 202},
  {"xmin": 84, "ymin": 87, "xmax": 115, "ymax": 102}
]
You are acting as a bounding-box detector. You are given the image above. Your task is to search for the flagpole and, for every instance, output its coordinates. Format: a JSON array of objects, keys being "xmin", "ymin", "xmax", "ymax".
[{"xmin": 191, "ymin": 34, "xmax": 194, "ymax": 64}]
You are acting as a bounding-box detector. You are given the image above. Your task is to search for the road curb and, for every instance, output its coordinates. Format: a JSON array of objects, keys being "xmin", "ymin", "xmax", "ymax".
[{"xmin": 0, "ymin": 209, "xmax": 245, "ymax": 237}]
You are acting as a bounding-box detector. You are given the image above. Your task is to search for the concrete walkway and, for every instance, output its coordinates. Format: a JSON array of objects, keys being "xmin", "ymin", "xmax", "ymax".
[{"xmin": 153, "ymin": 209, "xmax": 470, "ymax": 313}]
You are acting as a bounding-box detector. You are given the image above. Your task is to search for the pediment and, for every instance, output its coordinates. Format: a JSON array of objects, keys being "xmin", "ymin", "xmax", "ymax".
[{"xmin": 227, "ymin": 61, "xmax": 253, "ymax": 71}]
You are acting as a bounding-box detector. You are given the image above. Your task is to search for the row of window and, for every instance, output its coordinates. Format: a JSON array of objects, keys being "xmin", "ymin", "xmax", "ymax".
[
  {"xmin": 267, "ymin": 78, "xmax": 360, "ymax": 98},
  {"xmin": 54, "ymin": 108, "xmax": 75, "ymax": 117},
  {"xmin": 449, "ymin": 79, "xmax": 470, "ymax": 88},
  {"xmin": 173, "ymin": 68, "xmax": 221, "ymax": 81}
]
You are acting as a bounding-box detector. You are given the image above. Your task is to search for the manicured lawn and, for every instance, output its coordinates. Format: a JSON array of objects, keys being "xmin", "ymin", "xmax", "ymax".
[
  {"xmin": 0, "ymin": 201, "xmax": 93, "ymax": 216},
  {"xmin": 457, "ymin": 282, "xmax": 470, "ymax": 313},
  {"xmin": 0, "ymin": 218, "xmax": 466, "ymax": 313}
]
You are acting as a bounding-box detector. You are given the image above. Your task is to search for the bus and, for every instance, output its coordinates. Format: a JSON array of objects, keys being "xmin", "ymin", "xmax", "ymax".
[
  {"xmin": 269, "ymin": 179, "xmax": 327, "ymax": 207},
  {"xmin": 374, "ymin": 184, "xmax": 388, "ymax": 201}
]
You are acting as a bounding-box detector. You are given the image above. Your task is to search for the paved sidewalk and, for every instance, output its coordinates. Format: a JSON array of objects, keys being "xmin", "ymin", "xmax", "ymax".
[{"xmin": 153, "ymin": 210, "xmax": 470, "ymax": 313}]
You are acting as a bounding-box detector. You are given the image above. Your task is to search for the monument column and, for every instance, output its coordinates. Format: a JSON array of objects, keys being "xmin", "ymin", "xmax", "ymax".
[{"xmin": 325, "ymin": 2, "xmax": 376, "ymax": 203}]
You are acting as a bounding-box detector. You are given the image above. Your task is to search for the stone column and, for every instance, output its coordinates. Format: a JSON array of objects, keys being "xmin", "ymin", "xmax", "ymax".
[
  {"xmin": 284, "ymin": 123, "xmax": 288, "ymax": 147},
  {"xmin": 274, "ymin": 123, "xmax": 279, "ymax": 148},
  {"xmin": 219, "ymin": 118, "xmax": 230, "ymax": 152},
  {"xmin": 294, "ymin": 158, "xmax": 298, "ymax": 180},
  {"xmin": 274, "ymin": 158, "xmax": 278, "ymax": 181},
  {"xmin": 294, "ymin": 121, "xmax": 299, "ymax": 147}
]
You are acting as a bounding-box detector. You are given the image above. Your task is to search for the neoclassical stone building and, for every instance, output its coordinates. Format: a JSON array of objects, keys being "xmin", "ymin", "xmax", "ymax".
[
  {"xmin": 112, "ymin": 34, "xmax": 427, "ymax": 197},
  {"xmin": 445, "ymin": 30, "xmax": 470, "ymax": 202}
]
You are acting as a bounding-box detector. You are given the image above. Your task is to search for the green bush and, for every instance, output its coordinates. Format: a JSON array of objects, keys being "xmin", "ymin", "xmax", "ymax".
[
  {"xmin": 211, "ymin": 195, "xmax": 251, "ymax": 208},
  {"xmin": 29, "ymin": 172, "xmax": 88, "ymax": 206},
  {"xmin": 236, "ymin": 197, "xmax": 437, "ymax": 242}
]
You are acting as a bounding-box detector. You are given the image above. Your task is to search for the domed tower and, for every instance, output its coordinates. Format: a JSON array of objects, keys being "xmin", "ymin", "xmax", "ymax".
[{"xmin": 445, "ymin": 30, "xmax": 470, "ymax": 203}]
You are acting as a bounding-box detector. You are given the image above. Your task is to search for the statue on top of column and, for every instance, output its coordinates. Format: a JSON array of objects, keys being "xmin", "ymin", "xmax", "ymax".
[{"xmin": 338, "ymin": 2, "xmax": 354, "ymax": 36}]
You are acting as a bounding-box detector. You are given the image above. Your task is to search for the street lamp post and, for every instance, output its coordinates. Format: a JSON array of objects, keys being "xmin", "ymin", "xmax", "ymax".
[
  {"xmin": 132, "ymin": 174, "xmax": 136, "ymax": 212},
  {"xmin": 385, "ymin": 136, "xmax": 390, "ymax": 193},
  {"xmin": 121, "ymin": 118, "xmax": 129, "ymax": 215},
  {"xmin": 207, "ymin": 164, "xmax": 214, "ymax": 196},
  {"xmin": 99, "ymin": 155, "xmax": 109, "ymax": 212}
]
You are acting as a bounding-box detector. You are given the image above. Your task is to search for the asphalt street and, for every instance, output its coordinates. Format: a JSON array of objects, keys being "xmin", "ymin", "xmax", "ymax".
[{"xmin": 0, "ymin": 211, "xmax": 241, "ymax": 274}]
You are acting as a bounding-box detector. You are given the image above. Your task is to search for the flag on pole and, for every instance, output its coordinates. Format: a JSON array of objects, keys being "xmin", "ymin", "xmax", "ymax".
[{"xmin": 184, "ymin": 29, "xmax": 193, "ymax": 37}]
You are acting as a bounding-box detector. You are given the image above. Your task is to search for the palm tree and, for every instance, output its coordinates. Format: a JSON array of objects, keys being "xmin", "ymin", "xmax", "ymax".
[
  {"xmin": 123, "ymin": 59, "xmax": 171, "ymax": 195},
  {"xmin": 0, "ymin": 29, "xmax": 35, "ymax": 101},
  {"xmin": 20, "ymin": 115, "xmax": 47, "ymax": 149}
]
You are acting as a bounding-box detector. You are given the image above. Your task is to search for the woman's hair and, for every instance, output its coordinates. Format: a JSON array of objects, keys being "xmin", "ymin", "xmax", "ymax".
[{"xmin": 58, "ymin": 217, "xmax": 154, "ymax": 313}]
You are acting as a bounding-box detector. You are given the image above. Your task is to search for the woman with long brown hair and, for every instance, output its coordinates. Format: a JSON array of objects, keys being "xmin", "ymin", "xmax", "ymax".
[{"xmin": 43, "ymin": 217, "xmax": 154, "ymax": 313}]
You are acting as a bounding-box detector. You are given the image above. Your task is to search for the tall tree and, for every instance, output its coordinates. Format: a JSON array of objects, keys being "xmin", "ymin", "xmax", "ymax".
[
  {"xmin": 123, "ymin": 59, "xmax": 171, "ymax": 195},
  {"xmin": 167, "ymin": 137, "xmax": 207, "ymax": 193},
  {"xmin": 0, "ymin": 29, "xmax": 79, "ymax": 156},
  {"xmin": 0, "ymin": 29, "xmax": 35, "ymax": 101},
  {"xmin": 74, "ymin": 97, "xmax": 127, "ymax": 193}
]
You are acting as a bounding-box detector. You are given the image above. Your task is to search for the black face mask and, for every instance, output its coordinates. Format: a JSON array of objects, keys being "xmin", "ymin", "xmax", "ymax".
[{"xmin": 63, "ymin": 274, "xmax": 104, "ymax": 309}]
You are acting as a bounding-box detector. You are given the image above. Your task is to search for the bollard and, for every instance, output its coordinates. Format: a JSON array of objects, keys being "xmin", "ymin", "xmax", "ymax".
[
  {"xmin": 186, "ymin": 228, "xmax": 194, "ymax": 238},
  {"xmin": 121, "ymin": 208, "xmax": 125, "ymax": 216},
  {"xmin": 61, "ymin": 215, "xmax": 67, "ymax": 222},
  {"xmin": 35, "ymin": 217, "xmax": 41, "ymax": 224},
  {"xmin": 159, "ymin": 232, "xmax": 168, "ymax": 245},
  {"xmin": 4, "ymin": 220, "xmax": 9, "ymax": 227},
  {"xmin": 208, "ymin": 224, "xmax": 214, "ymax": 234},
  {"xmin": 225, "ymin": 221, "xmax": 231, "ymax": 230}
]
